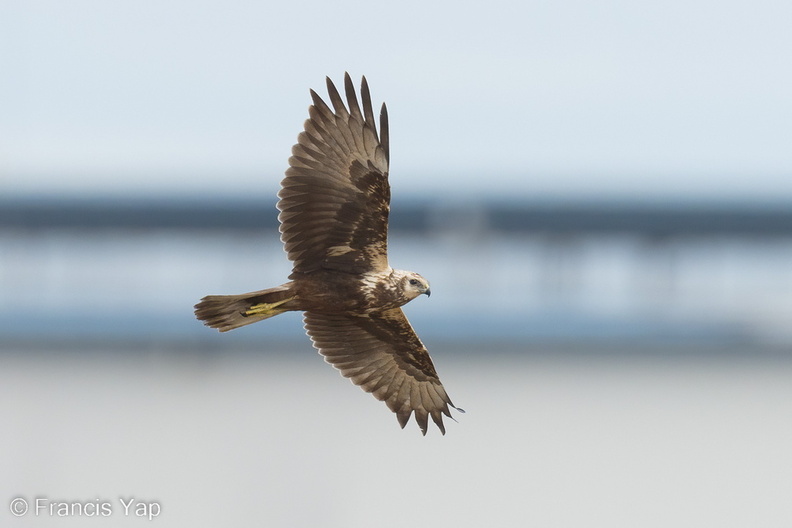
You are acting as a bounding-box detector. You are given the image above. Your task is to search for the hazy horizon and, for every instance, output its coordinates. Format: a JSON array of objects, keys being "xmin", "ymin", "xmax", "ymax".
[{"xmin": 3, "ymin": 0, "xmax": 792, "ymax": 200}]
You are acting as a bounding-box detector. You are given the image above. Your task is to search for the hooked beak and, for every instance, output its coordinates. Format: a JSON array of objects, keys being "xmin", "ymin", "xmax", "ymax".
[{"xmin": 424, "ymin": 288, "xmax": 431, "ymax": 297}]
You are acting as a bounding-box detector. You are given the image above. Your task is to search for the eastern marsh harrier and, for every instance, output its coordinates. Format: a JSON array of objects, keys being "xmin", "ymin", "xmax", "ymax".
[{"xmin": 195, "ymin": 73, "xmax": 461, "ymax": 435}]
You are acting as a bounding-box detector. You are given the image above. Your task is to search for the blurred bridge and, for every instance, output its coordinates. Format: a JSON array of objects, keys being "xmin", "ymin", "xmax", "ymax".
[
  {"xmin": 2, "ymin": 196, "xmax": 792, "ymax": 346},
  {"xmin": 2, "ymin": 196, "xmax": 792, "ymax": 236}
]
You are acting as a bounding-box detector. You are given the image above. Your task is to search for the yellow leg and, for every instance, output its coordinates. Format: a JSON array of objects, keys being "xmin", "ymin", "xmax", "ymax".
[{"xmin": 243, "ymin": 297, "xmax": 294, "ymax": 317}]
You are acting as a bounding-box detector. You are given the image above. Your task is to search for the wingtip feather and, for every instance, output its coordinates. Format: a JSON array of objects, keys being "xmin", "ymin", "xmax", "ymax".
[
  {"xmin": 396, "ymin": 410, "xmax": 410, "ymax": 429},
  {"xmin": 431, "ymin": 411, "xmax": 447, "ymax": 435}
]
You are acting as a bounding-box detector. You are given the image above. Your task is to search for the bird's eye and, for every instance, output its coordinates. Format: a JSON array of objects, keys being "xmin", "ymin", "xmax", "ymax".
[{"xmin": 409, "ymin": 279, "xmax": 419, "ymax": 286}]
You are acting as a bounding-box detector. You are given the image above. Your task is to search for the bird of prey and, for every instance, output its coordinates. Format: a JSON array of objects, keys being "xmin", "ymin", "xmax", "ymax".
[{"xmin": 195, "ymin": 73, "xmax": 461, "ymax": 435}]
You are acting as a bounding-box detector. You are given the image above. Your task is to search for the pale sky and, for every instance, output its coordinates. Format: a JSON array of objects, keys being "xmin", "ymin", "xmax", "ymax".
[{"xmin": 2, "ymin": 0, "xmax": 791, "ymax": 200}]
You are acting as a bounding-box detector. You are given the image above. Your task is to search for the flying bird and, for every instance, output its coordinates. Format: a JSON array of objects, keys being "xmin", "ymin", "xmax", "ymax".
[{"xmin": 195, "ymin": 73, "xmax": 461, "ymax": 435}]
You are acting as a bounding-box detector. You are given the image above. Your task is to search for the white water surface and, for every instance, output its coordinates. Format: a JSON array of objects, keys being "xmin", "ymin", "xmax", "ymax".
[{"xmin": 2, "ymin": 345, "xmax": 791, "ymax": 527}]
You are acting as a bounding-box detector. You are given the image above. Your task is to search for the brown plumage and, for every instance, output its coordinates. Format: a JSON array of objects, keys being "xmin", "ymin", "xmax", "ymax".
[{"xmin": 194, "ymin": 73, "xmax": 461, "ymax": 435}]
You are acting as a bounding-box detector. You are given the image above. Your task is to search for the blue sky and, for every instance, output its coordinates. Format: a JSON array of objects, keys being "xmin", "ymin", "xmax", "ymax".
[{"xmin": 2, "ymin": 0, "xmax": 791, "ymax": 200}]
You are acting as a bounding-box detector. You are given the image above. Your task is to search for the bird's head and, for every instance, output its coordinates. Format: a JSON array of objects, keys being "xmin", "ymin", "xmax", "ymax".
[{"xmin": 398, "ymin": 271, "xmax": 431, "ymax": 300}]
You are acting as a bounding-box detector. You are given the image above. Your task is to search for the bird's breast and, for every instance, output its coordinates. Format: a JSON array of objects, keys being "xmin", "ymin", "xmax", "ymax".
[{"xmin": 293, "ymin": 269, "xmax": 407, "ymax": 314}]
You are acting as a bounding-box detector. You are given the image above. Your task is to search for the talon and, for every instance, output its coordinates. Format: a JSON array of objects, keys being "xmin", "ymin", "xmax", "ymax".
[{"xmin": 244, "ymin": 298, "xmax": 293, "ymax": 317}]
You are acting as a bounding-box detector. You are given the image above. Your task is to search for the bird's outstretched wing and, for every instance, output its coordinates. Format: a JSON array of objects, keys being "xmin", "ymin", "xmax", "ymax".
[
  {"xmin": 304, "ymin": 308, "xmax": 458, "ymax": 435},
  {"xmin": 278, "ymin": 73, "xmax": 391, "ymax": 276}
]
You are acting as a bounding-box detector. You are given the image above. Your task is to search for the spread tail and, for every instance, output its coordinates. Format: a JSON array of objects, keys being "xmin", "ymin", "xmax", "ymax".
[{"xmin": 194, "ymin": 283, "xmax": 297, "ymax": 332}]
